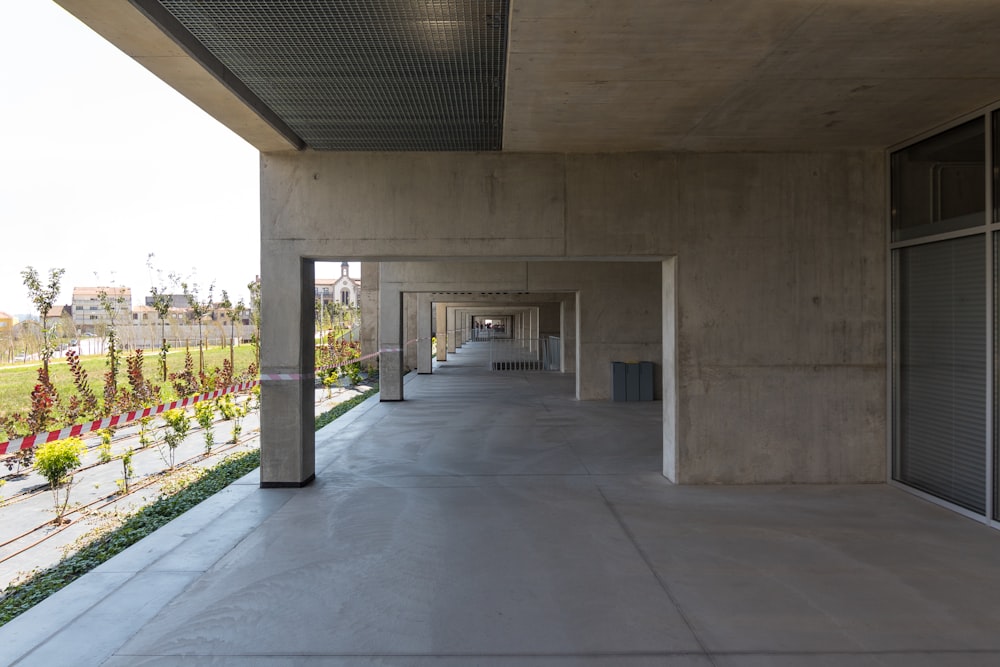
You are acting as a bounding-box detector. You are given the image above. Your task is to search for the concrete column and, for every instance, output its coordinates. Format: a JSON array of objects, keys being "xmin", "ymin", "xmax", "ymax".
[
  {"xmin": 404, "ymin": 291, "xmax": 418, "ymax": 371},
  {"xmin": 436, "ymin": 302, "xmax": 447, "ymax": 361},
  {"xmin": 529, "ymin": 307, "xmax": 538, "ymax": 354},
  {"xmin": 574, "ymin": 292, "xmax": 582, "ymax": 400},
  {"xmin": 379, "ymin": 283, "xmax": 404, "ymax": 401},
  {"xmin": 418, "ymin": 293, "xmax": 433, "ymax": 374},
  {"xmin": 360, "ymin": 262, "xmax": 379, "ymax": 372},
  {"xmin": 663, "ymin": 257, "xmax": 678, "ymax": 483},
  {"xmin": 447, "ymin": 308, "xmax": 457, "ymax": 353},
  {"xmin": 260, "ymin": 252, "xmax": 315, "ymax": 487},
  {"xmin": 560, "ymin": 296, "xmax": 578, "ymax": 374}
]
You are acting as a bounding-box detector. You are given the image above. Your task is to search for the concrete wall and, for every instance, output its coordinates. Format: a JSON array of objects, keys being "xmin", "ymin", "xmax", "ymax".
[
  {"xmin": 539, "ymin": 302, "xmax": 560, "ymax": 336},
  {"xmin": 261, "ymin": 151, "xmax": 885, "ymax": 484},
  {"xmin": 670, "ymin": 154, "xmax": 885, "ymax": 483}
]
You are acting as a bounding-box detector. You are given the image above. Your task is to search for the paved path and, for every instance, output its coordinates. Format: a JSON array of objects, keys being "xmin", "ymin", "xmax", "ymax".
[{"xmin": 3, "ymin": 342, "xmax": 1000, "ymax": 665}]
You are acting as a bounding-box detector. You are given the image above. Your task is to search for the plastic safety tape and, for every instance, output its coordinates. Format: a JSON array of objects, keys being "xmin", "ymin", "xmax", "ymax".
[
  {"xmin": 0, "ymin": 381, "xmax": 259, "ymax": 457},
  {"xmin": 0, "ymin": 338, "xmax": 429, "ymax": 456}
]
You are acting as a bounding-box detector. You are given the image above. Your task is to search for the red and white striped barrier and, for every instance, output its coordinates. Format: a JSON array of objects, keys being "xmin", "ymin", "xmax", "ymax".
[
  {"xmin": 0, "ymin": 337, "xmax": 432, "ymax": 456},
  {"xmin": 0, "ymin": 381, "xmax": 258, "ymax": 457}
]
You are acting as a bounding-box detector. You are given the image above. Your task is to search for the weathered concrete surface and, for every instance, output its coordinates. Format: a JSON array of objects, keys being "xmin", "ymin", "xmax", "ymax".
[
  {"xmin": 378, "ymin": 279, "xmax": 404, "ymax": 402},
  {"xmin": 258, "ymin": 250, "xmax": 315, "ymax": 486},
  {"xmin": 504, "ymin": 3, "xmax": 1000, "ymax": 152},
  {"xmin": 60, "ymin": 1, "xmax": 1000, "ymax": 153},
  {"xmin": 265, "ymin": 151, "xmax": 883, "ymax": 483},
  {"xmin": 6, "ymin": 351, "xmax": 1000, "ymax": 666},
  {"xmin": 359, "ymin": 262, "xmax": 379, "ymax": 372},
  {"xmin": 417, "ymin": 293, "xmax": 432, "ymax": 374},
  {"xmin": 379, "ymin": 261, "xmax": 662, "ymax": 401},
  {"xmin": 403, "ymin": 291, "xmax": 418, "ymax": 371},
  {"xmin": 561, "ymin": 294, "xmax": 578, "ymax": 374},
  {"xmin": 435, "ymin": 302, "xmax": 447, "ymax": 362},
  {"xmin": 662, "ymin": 258, "xmax": 678, "ymax": 483},
  {"xmin": 670, "ymin": 153, "xmax": 885, "ymax": 483}
]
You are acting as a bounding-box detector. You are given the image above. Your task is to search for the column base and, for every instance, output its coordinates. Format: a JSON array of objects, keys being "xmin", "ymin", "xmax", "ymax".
[{"xmin": 260, "ymin": 474, "xmax": 315, "ymax": 488}]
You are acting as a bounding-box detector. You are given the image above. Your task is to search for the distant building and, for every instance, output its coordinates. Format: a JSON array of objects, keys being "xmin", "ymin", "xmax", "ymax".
[
  {"xmin": 144, "ymin": 294, "xmax": 189, "ymax": 308},
  {"xmin": 132, "ymin": 304, "xmax": 158, "ymax": 324},
  {"xmin": 0, "ymin": 311, "xmax": 14, "ymax": 333},
  {"xmin": 72, "ymin": 286, "xmax": 132, "ymax": 333},
  {"xmin": 315, "ymin": 262, "xmax": 361, "ymax": 307},
  {"xmin": 46, "ymin": 304, "xmax": 72, "ymax": 320}
]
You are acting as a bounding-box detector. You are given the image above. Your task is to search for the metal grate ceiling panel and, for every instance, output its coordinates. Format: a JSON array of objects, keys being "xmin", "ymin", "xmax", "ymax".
[{"xmin": 153, "ymin": 0, "xmax": 508, "ymax": 151}]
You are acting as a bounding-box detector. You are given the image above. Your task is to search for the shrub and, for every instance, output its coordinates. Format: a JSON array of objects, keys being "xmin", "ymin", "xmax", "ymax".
[
  {"xmin": 97, "ymin": 429, "xmax": 114, "ymax": 464},
  {"xmin": 215, "ymin": 395, "xmax": 236, "ymax": 421},
  {"xmin": 161, "ymin": 409, "xmax": 191, "ymax": 469},
  {"xmin": 229, "ymin": 399, "xmax": 249, "ymax": 444},
  {"xmin": 194, "ymin": 401, "xmax": 215, "ymax": 454},
  {"xmin": 34, "ymin": 437, "xmax": 86, "ymax": 523},
  {"xmin": 116, "ymin": 448, "xmax": 134, "ymax": 495}
]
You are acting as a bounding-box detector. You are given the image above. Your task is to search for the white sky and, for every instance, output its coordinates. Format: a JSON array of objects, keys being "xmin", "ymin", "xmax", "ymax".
[{"xmin": 0, "ymin": 2, "xmax": 351, "ymax": 318}]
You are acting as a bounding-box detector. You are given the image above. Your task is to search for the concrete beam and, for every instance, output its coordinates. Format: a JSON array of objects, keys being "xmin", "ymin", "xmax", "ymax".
[{"xmin": 55, "ymin": 0, "xmax": 298, "ymax": 152}]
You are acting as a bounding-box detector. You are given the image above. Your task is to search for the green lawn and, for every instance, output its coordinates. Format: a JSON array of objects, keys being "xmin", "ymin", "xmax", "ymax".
[{"xmin": 0, "ymin": 345, "xmax": 257, "ymax": 426}]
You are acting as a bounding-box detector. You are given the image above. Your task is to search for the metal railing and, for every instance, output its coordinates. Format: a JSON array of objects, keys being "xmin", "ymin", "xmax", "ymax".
[
  {"xmin": 471, "ymin": 328, "xmax": 510, "ymax": 342},
  {"xmin": 488, "ymin": 336, "xmax": 560, "ymax": 371}
]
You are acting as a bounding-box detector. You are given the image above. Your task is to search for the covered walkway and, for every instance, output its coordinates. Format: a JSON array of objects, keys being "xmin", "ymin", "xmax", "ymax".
[{"xmin": 4, "ymin": 343, "xmax": 1000, "ymax": 665}]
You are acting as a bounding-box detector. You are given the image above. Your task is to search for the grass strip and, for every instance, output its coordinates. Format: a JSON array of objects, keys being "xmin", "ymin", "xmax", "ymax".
[
  {"xmin": 314, "ymin": 384, "xmax": 379, "ymax": 432},
  {"xmin": 0, "ymin": 450, "xmax": 259, "ymax": 626},
  {"xmin": 0, "ymin": 346, "xmax": 257, "ymax": 421}
]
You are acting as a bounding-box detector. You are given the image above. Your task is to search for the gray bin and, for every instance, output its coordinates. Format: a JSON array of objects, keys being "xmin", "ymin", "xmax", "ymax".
[{"xmin": 612, "ymin": 361, "xmax": 654, "ymax": 401}]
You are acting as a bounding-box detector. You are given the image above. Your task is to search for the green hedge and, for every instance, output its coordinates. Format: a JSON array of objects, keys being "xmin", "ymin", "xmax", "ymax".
[
  {"xmin": 314, "ymin": 384, "xmax": 379, "ymax": 431},
  {"xmin": 0, "ymin": 450, "xmax": 260, "ymax": 626}
]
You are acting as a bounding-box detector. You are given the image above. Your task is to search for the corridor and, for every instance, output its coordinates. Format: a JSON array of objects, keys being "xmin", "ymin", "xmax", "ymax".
[{"xmin": 4, "ymin": 342, "xmax": 1000, "ymax": 666}]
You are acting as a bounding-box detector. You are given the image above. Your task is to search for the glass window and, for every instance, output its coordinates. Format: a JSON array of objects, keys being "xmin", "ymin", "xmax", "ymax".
[
  {"xmin": 891, "ymin": 118, "xmax": 985, "ymax": 242},
  {"xmin": 893, "ymin": 235, "xmax": 986, "ymax": 514},
  {"xmin": 994, "ymin": 111, "xmax": 1000, "ymax": 225}
]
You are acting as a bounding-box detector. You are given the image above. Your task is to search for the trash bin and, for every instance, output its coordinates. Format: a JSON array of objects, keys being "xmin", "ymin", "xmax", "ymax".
[{"xmin": 612, "ymin": 361, "xmax": 654, "ymax": 401}]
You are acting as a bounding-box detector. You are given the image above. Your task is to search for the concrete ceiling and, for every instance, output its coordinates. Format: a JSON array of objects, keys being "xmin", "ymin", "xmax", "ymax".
[{"xmin": 56, "ymin": 0, "xmax": 1000, "ymax": 153}]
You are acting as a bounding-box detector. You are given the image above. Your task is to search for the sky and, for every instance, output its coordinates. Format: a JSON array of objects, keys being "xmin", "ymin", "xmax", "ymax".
[{"xmin": 0, "ymin": 2, "xmax": 351, "ymax": 318}]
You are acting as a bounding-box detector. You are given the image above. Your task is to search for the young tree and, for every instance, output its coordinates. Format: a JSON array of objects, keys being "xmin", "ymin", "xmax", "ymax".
[
  {"xmin": 0, "ymin": 325, "xmax": 12, "ymax": 364},
  {"xmin": 161, "ymin": 408, "xmax": 191, "ymax": 470},
  {"xmin": 20, "ymin": 266, "xmax": 65, "ymax": 375},
  {"xmin": 219, "ymin": 290, "xmax": 247, "ymax": 370},
  {"xmin": 247, "ymin": 277, "xmax": 261, "ymax": 370},
  {"xmin": 97, "ymin": 286, "xmax": 128, "ymax": 413},
  {"xmin": 147, "ymin": 255, "xmax": 175, "ymax": 381},
  {"xmin": 181, "ymin": 280, "xmax": 214, "ymax": 375}
]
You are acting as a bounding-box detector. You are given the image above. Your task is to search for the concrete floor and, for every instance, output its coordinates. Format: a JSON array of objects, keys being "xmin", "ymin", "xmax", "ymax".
[{"xmin": 4, "ymin": 342, "xmax": 1000, "ymax": 666}]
